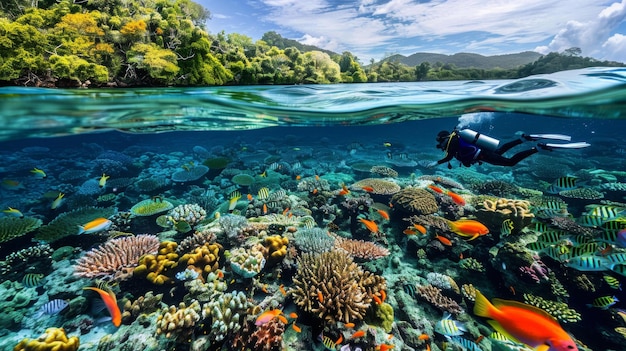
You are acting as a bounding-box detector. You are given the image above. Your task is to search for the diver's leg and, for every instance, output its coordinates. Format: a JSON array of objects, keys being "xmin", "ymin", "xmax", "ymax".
[
  {"xmin": 482, "ymin": 147, "xmax": 537, "ymax": 166},
  {"xmin": 508, "ymin": 147, "xmax": 539, "ymax": 165},
  {"xmin": 494, "ymin": 139, "xmax": 523, "ymax": 155}
]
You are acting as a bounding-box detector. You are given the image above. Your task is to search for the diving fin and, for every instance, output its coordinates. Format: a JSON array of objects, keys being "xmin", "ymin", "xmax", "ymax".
[
  {"xmin": 541, "ymin": 142, "xmax": 591, "ymax": 150},
  {"xmin": 527, "ymin": 134, "xmax": 572, "ymax": 141}
]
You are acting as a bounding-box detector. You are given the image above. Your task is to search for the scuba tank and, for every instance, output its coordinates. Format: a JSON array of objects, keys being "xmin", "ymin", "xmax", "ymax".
[{"xmin": 457, "ymin": 129, "xmax": 500, "ymax": 152}]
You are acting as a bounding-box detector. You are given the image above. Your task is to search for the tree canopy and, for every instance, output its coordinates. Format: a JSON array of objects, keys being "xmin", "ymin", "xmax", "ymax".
[{"xmin": 0, "ymin": 1, "xmax": 622, "ymax": 87}]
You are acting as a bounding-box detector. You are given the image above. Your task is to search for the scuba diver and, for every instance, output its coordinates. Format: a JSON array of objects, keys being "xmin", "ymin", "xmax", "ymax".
[{"xmin": 429, "ymin": 129, "xmax": 590, "ymax": 169}]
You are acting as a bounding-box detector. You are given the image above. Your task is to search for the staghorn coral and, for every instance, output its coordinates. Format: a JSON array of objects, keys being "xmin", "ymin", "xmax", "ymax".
[
  {"xmin": 130, "ymin": 198, "xmax": 174, "ymax": 216},
  {"xmin": 522, "ymin": 294, "xmax": 581, "ymax": 323},
  {"xmin": 172, "ymin": 165, "xmax": 209, "ymax": 182},
  {"xmin": 329, "ymin": 232, "xmax": 390, "ymax": 260},
  {"xmin": 390, "ymin": 187, "xmax": 438, "ymax": 215},
  {"xmin": 415, "ymin": 284, "xmax": 464, "ymax": 315},
  {"xmin": 156, "ymin": 301, "xmax": 201, "ymax": 340},
  {"xmin": 134, "ymin": 241, "xmax": 179, "ymax": 285},
  {"xmin": 370, "ymin": 165, "xmax": 398, "ymax": 178},
  {"xmin": 14, "ymin": 328, "xmax": 79, "ymax": 351},
  {"xmin": 294, "ymin": 227, "xmax": 334, "ymax": 253},
  {"xmin": 178, "ymin": 242, "xmax": 222, "ymax": 279},
  {"xmin": 351, "ymin": 178, "xmax": 400, "ymax": 195},
  {"xmin": 35, "ymin": 207, "xmax": 116, "ymax": 242},
  {"xmin": 291, "ymin": 251, "xmax": 386, "ymax": 324},
  {"xmin": 0, "ymin": 217, "xmax": 42, "ymax": 244},
  {"xmin": 74, "ymin": 234, "xmax": 160, "ymax": 282},
  {"xmin": 229, "ymin": 245, "xmax": 266, "ymax": 278}
]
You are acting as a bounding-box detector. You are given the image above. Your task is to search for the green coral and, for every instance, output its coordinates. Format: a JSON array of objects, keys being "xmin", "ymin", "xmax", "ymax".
[
  {"xmin": 35, "ymin": 207, "xmax": 115, "ymax": 242},
  {"xmin": 459, "ymin": 258, "xmax": 486, "ymax": 272},
  {"xmin": 368, "ymin": 302, "xmax": 394, "ymax": 333},
  {"xmin": 130, "ymin": 199, "xmax": 174, "ymax": 216},
  {"xmin": 0, "ymin": 216, "xmax": 42, "ymax": 243},
  {"xmin": 523, "ymin": 293, "xmax": 581, "ymax": 323}
]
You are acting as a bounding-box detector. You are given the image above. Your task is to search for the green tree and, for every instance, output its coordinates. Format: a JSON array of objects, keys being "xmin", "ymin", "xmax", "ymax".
[{"xmin": 127, "ymin": 43, "xmax": 179, "ymax": 83}]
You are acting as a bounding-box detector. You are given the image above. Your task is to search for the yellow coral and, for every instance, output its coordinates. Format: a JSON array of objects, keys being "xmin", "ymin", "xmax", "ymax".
[
  {"xmin": 156, "ymin": 301, "xmax": 201, "ymax": 339},
  {"xmin": 475, "ymin": 197, "xmax": 534, "ymax": 234},
  {"xmin": 134, "ymin": 241, "xmax": 179, "ymax": 284},
  {"xmin": 264, "ymin": 235, "xmax": 289, "ymax": 260},
  {"xmin": 178, "ymin": 242, "xmax": 222, "ymax": 278},
  {"xmin": 14, "ymin": 328, "xmax": 79, "ymax": 351},
  {"xmin": 130, "ymin": 199, "xmax": 174, "ymax": 216}
]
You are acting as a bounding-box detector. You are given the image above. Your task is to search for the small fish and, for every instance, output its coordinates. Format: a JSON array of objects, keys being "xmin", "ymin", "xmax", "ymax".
[
  {"xmin": 279, "ymin": 284, "xmax": 287, "ymax": 296},
  {"xmin": 259, "ymin": 171, "xmax": 267, "ymax": 177},
  {"xmin": 501, "ymin": 219, "xmax": 514, "ymax": 235},
  {"xmin": 319, "ymin": 333, "xmax": 342, "ymax": 350},
  {"xmin": 1, "ymin": 179, "xmax": 23, "ymax": 190},
  {"xmin": 587, "ymin": 295, "xmax": 619, "ymax": 309},
  {"xmin": 258, "ymin": 187, "xmax": 270, "ymax": 200},
  {"xmin": 449, "ymin": 336, "xmax": 482, "ymax": 351},
  {"xmin": 603, "ymin": 275, "xmax": 622, "ymax": 290},
  {"xmin": 317, "ymin": 291, "xmax": 324, "ymax": 303},
  {"xmin": 229, "ymin": 190, "xmax": 241, "ymax": 211},
  {"xmin": 247, "ymin": 193, "xmax": 253, "ymax": 201},
  {"xmin": 315, "ymin": 175, "xmax": 320, "ymax": 181},
  {"xmin": 277, "ymin": 314, "xmax": 288, "ymax": 324},
  {"xmin": 403, "ymin": 229, "xmax": 417, "ymax": 235},
  {"xmin": 344, "ymin": 322, "xmax": 355, "ymax": 328},
  {"xmin": 99, "ymin": 173, "xmax": 110, "ymax": 188},
  {"xmin": 359, "ymin": 218, "xmax": 379, "ymax": 234},
  {"xmin": 295, "ymin": 175, "xmax": 302, "ymax": 180},
  {"xmin": 51, "ymin": 192, "xmax": 65, "ymax": 210},
  {"xmin": 372, "ymin": 294, "xmax": 382, "ymax": 304},
  {"xmin": 446, "ymin": 190, "xmax": 466, "ymax": 206},
  {"xmin": 414, "ymin": 224, "xmax": 427, "ymax": 234},
  {"xmin": 292, "ymin": 323, "xmax": 302, "ymax": 333},
  {"xmin": 22, "ymin": 273, "xmax": 44, "ymax": 287},
  {"xmin": 377, "ymin": 209, "xmax": 390, "ymax": 220},
  {"xmin": 383, "ymin": 142, "xmax": 392, "ymax": 147},
  {"xmin": 262, "ymin": 203, "xmax": 268, "ymax": 215},
  {"xmin": 78, "ymin": 217, "xmax": 113, "ymax": 234},
  {"xmin": 565, "ymin": 255, "xmax": 610, "ymax": 271},
  {"xmin": 435, "ymin": 313, "xmax": 466, "ymax": 336},
  {"xmin": 446, "ymin": 219, "xmax": 489, "ymax": 241},
  {"xmin": 427, "ymin": 184, "xmax": 444, "ymax": 193},
  {"xmin": 547, "ymin": 176, "xmax": 578, "ymax": 193},
  {"xmin": 84, "ymin": 286, "xmax": 121, "ymax": 327},
  {"xmin": 586, "ymin": 205, "xmax": 624, "ymax": 221},
  {"xmin": 289, "ymin": 312, "xmax": 298, "ymax": 319},
  {"xmin": 418, "ymin": 334, "xmax": 429, "ymax": 341},
  {"xmin": 3, "ymin": 207, "xmax": 24, "ymax": 218},
  {"xmin": 30, "ymin": 167, "xmax": 47, "ymax": 178},
  {"xmin": 377, "ymin": 343, "xmax": 395, "ymax": 351},
  {"xmin": 338, "ymin": 183, "xmax": 350, "ymax": 196},
  {"xmin": 255, "ymin": 309, "xmax": 283, "ymax": 326},
  {"xmin": 361, "ymin": 186, "xmax": 375, "ymax": 192},
  {"xmin": 435, "ymin": 234, "xmax": 452, "ymax": 246},
  {"xmin": 35, "ymin": 299, "xmax": 69, "ymax": 317},
  {"xmin": 351, "ymin": 330, "xmax": 365, "ymax": 339}
]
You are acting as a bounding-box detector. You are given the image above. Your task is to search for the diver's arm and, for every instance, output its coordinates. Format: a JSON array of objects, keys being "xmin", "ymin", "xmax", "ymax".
[
  {"xmin": 436, "ymin": 152, "xmax": 454, "ymax": 164},
  {"xmin": 436, "ymin": 137, "xmax": 458, "ymax": 164}
]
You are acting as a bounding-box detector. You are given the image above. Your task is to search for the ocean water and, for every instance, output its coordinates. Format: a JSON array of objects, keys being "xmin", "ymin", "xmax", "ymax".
[{"xmin": 0, "ymin": 67, "xmax": 626, "ymax": 351}]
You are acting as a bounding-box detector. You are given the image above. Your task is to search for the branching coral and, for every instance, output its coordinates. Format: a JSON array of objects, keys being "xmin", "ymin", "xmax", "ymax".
[
  {"xmin": 390, "ymin": 187, "xmax": 438, "ymax": 215},
  {"xmin": 415, "ymin": 284, "xmax": 464, "ymax": 315},
  {"xmin": 200, "ymin": 290, "xmax": 252, "ymax": 343},
  {"xmin": 351, "ymin": 178, "xmax": 400, "ymax": 195},
  {"xmin": 121, "ymin": 291, "xmax": 164, "ymax": 324},
  {"xmin": 156, "ymin": 301, "xmax": 201, "ymax": 339},
  {"xmin": 14, "ymin": 328, "xmax": 79, "ymax": 351},
  {"xmin": 290, "ymin": 251, "xmax": 386, "ymax": 324},
  {"xmin": 74, "ymin": 234, "xmax": 160, "ymax": 282},
  {"xmin": 329, "ymin": 232, "xmax": 390, "ymax": 260}
]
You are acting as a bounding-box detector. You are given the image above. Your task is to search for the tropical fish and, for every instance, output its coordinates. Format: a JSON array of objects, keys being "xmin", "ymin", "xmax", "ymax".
[
  {"xmin": 258, "ymin": 187, "xmax": 270, "ymax": 200},
  {"xmin": 229, "ymin": 190, "xmax": 241, "ymax": 212},
  {"xmin": 435, "ymin": 313, "xmax": 465, "ymax": 336},
  {"xmin": 449, "ymin": 336, "xmax": 482, "ymax": 351},
  {"xmin": 22, "ymin": 273, "xmax": 44, "ymax": 287},
  {"xmin": 603, "ymin": 275, "xmax": 622, "ymax": 290},
  {"xmin": 254, "ymin": 308, "xmax": 283, "ymax": 326},
  {"xmin": 292, "ymin": 323, "xmax": 301, "ymax": 333},
  {"xmin": 577, "ymin": 214, "xmax": 607, "ymax": 227},
  {"xmin": 319, "ymin": 333, "xmax": 343, "ymax": 350},
  {"xmin": 547, "ymin": 176, "xmax": 578, "ymax": 194},
  {"xmin": 338, "ymin": 184, "xmax": 350, "ymax": 196},
  {"xmin": 377, "ymin": 209, "xmax": 390, "ymax": 220},
  {"xmin": 403, "ymin": 229, "xmax": 417, "ymax": 235},
  {"xmin": 501, "ymin": 219, "xmax": 514, "ymax": 235},
  {"xmin": 565, "ymin": 255, "xmax": 609, "ymax": 271},
  {"xmin": 428, "ymin": 184, "xmax": 444, "ymax": 193},
  {"xmin": 361, "ymin": 186, "xmax": 375, "ymax": 192},
  {"xmin": 51, "ymin": 192, "xmax": 65, "ymax": 210},
  {"xmin": 344, "ymin": 322, "xmax": 355, "ymax": 328},
  {"xmin": 99, "ymin": 173, "xmax": 110, "ymax": 188},
  {"xmin": 473, "ymin": 290, "xmax": 579, "ymax": 351},
  {"xmin": 30, "ymin": 167, "xmax": 47, "ymax": 178},
  {"xmin": 610, "ymin": 263, "xmax": 626, "ymax": 277},
  {"xmin": 446, "ymin": 219, "xmax": 489, "ymax": 240},
  {"xmin": 1, "ymin": 179, "xmax": 23, "ymax": 190},
  {"xmin": 586, "ymin": 205, "xmax": 624, "ymax": 221},
  {"xmin": 289, "ymin": 312, "xmax": 298, "ymax": 319},
  {"xmin": 359, "ymin": 218, "xmax": 379, "ymax": 234},
  {"xmin": 350, "ymin": 330, "xmax": 365, "ymax": 339},
  {"xmin": 246, "ymin": 193, "xmax": 253, "ymax": 202},
  {"xmin": 84, "ymin": 286, "xmax": 122, "ymax": 327},
  {"xmin": 446, "ymin": 190, "xmax": 466, "ymax": 206},
  {"xmin": 377, "ymin": 344, "xmax": 394, "ymax": 351},
  {"xmin": 536, "ymin": 230, "xmax": 566, "ymax": 244},
  {"xmin": 414, "ymin": 224, "xmax": 427, "ymax": 234},
  {"xmin": 587, "ymin": 295, "xmax": 619, "ymax": 309},
  {"xmin": 35, "ymin": 299, "xmax": 69, "ymax": 317},
  {"xmin": 3, "ymin": 207, "xmax": 24, "ymax": 218},
  {"xmin": 78, "ymin": 217, "xmax": 113, "ymax": 234},
  {"xmin": 435, "ymin": 234, "xmax": 452, "ymax": 246}
]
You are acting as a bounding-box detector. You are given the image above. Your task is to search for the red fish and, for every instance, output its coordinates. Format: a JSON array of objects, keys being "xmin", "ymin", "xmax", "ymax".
[
  {"xmin": 414, "ymin": 224, "xmax": 427, "ymax": 234},
  {"xmin": 428, "ymin": 185, "xmax": 444, "ymax": 193},
  {"xmin": 84, "ymin": 287, "xmax": 121, "ymax": 327},
  {"xmin": 446, "ymin": 190, "xmax": 466, "ymax": 206},
  {"xmin": 473, "ymin": 290, "xmax": 579, "ymax": 351},
  {"xmin": 351, "ymin": 330, "xmax": 365, "ymax": 338},
  {"xmin": 255, "ymin": 309, "xmax": 283, "ymax": 326},
  {"xmin": 292, "ymin": 323, "xmax": 302, "ymax": 333},
  {"xmin": 435, "ymin": 235, "xmax": 452, "ymax": 246},
  {"xmin": 447, "ymin": 219, "xmax": 489, "ymax": 240},
  {"xmin": 359, "ymin": 218, "xmax": 379, "ymax": 234},
  {"xmin": 377, "ymin": 209, "xmax": 390, "ymax": 220},
  {"xmin": 361, "ymin": 186, "xmax": 375, "ymax": 192}
]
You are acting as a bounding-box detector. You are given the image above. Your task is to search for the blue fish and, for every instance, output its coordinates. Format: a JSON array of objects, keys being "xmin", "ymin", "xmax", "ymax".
[{"xmin": 35, "ymin": 299, "xmax": 69, "ymax": 317}]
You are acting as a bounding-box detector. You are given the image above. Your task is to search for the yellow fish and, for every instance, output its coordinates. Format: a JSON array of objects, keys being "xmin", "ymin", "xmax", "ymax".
[
  {"xmin": 51, "ymin": 192, "xmax": 65, "ymax": 210},
  {"xmin": 78, "ymin": 217, "xmax": 113, "ymax": 234},
  {"xmin": 2, "ymin": 207, "xmax": 24, "ymax": 218},
  {"xmin": 30, "ymin": 167, "xmax": 47, "ymax": 179},
  {"xmin": 229, "ymin": 191, "xmax": 241, "ymax": 212},
  {"xmin": 99, "ymin": 173, "xmax": 110, "ymax": 188}
]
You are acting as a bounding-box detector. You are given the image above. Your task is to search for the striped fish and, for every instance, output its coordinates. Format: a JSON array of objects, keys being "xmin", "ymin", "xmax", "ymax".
[
  {"xmin": 603, "ymin": 275, "xmax": 622, "ymax": 290},
  {"xmin": 318, "ymin": 333, "xmax": 341, "ymax": 350},
  {"xmin": 22, "ymin": 273, "xmax": 44, "ymax": 288},
  {"xmin": 577, "ymin": 215, "xmax": 607, "ymax": 227},
  {"xmin": 547, "ymin": 176, "xmax": 578, "ymax": 194},
  {"xmin": 570, "ymin": 243, "xmax": 598, "ymax": 257},
  {"xmin": 605, "ymin": 253, "xmax": 626, "ymax": 265},
  {"xmin": 35, "ymin": 299, "xmax": 69, "ymax": 317},
  {"xmin": 526, "ymin": 241, "xmax": 549, "ymax": 252},
  {"xmin": 531, "ymin": 221, "xmax": 549, "ymax": 233},
  {"xmin": 587, "ymin": 295, "xmax": 619, "ymax": 309},
  {"xmin": 402, "ymin": 282, "xmax": 417, "ymax": 298},
  {"xmin": 535, "ymin": 208, "xmax": 569, "ymax": 219},
  {"xmin": 543, "ymin": 245, "xmax": 570, "ymax": 262},
  {"xmin": 565, "ymin": 255, "xmax": 610, "ymax": 271},
  {"xmin": 603, "ymin": 219, "xmax": 626, "ymax": 231},
  {"xmin": 267, "ymin": 162, "xmax": 280, "ymax": 171},
  {"xmin": 569, "ymin": 234, "xmax": 593, "ymax": 245},
  {"xmin": 435, "ymin": 313, "xmax": 466, "ymax": 336},
  {"xmin": 501, "ymin": 219, "xmax": 514, "ymax": 236},
  {"xmin": 268, "ymin": 189, "xmax": 287, "ymax": 200},
  {"xmin": 257, "ymin": 187, "xmax": 270, "ymax": 200},
  {"xmin": 586, "ymin": 206, "xmax": 624, "ymax": 220},
  {"xmin": 291, "ymin": 162, "xmax": 302, "ymax": 171},
  {"xmin": 610, "ymin": 263, "xmax": 626, "ymax": 277},
  {"xmin": 536, "ymin": 230, "xmax": 566, "ymax": 244},
  {"xmin": 450, "ymin": 336, "xmax": 482, "ymax": 351},
  {"xmin": 536, "ymin": 200, "xmax": 566, "ymax": 210}
]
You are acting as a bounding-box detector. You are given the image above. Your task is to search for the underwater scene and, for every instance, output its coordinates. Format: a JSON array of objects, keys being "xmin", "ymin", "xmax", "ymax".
[{"xmin": 1, "ymin": 67, "xmax": 626, "ymax": 351}]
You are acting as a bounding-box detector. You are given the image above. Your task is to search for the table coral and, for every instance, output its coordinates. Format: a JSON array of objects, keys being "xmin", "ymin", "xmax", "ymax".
[
  {"xmin": 329, "ymin": 232, "xmax": 390, "ymax": 260},
  {"xmin": 291, "ymin": 251, "xmax": 386, "ymax": 324},
  {"xmin": 14, "ymin": 328, "xmax": 79, "ymax": 351},
  {"xmin": 133, "ymin": 241, "xmax": 179, "ymax": 285},
  {"xmin": 0, "ymin": 217, "xmax": 42, "ymax": 244},
  {"xmin": 130, "ymin": 198, "xmax": 174, "ymax": 216},
  {"xmin": 351, "ymin": 178, "xmax": 400, "ymax": 195},
  {"xmin": 390, "ymin": 187, "xmax": 438, "ymax": 215}
]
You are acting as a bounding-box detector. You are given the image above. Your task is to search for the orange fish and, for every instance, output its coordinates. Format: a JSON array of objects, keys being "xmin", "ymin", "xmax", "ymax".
[
  {"xmin": 446, "ymin": 190, "xmax": 466, "ymax": 206},
  {"xmin": 338, "ymin": 184, "xmax": 350, "ymax": 196},
  {"xmin": 475, "ymin": 335, "xmax": 484, "ymax": 343},
  {"xmin": 255, "ymin": 309, "xmax": 283, "ymax": 326},
  {"xmin": 377, "ymin": 344, "xmax": 395, "ymax": 351},
  {"xmin": 377, "ymin": 209, "xmax": 390, "ymax": 220},
  {"xmin": 317, "ymin": 291, "xmax": 324, "ymax": 303},
  {"xmin": 435, "ymin": 234, "xmax": 452, "ymax": 246},
  {"xmin": 336, "ymin": 334, "xmax": 343, "ymax": 344},
  {"xmin": 312, "ymin": 188, "xmax": 318, "ymax": 195},
  {"xmin": 216, "ymin": 270, "xmax": 224, "ymax": 279},
  {"xmin": 279, "ymin": 284, "xmax": 287, "ymax": 296},
  {"xmin": 282, "ymin": 207, "xmax": 290, "ymax": 216},
  {"xmin": 292, "ymin": 323, "xmax": 302, "ymax": 333},
  {"xmin": 261, "ymin": 284, "xmax": 269, "ymax": 293},
  {"xmin": 414, "ymin": 224, "xmax": 427, "ymax": 234},
  {"xmin": 315, "ymin": 175, "xmax": 320, "ymax": 181},
  {"xmin": 278, "ymin": 315, "xmax": 288, "ymax": 324},
  {"xmin": 296, "ymin": 175, "xmax": 301, "ymax": 180},
  {"xmin": 403, "ymin": 229, "xmax": 417, "ymax": 235},
  {"xmin": 380, "ymin": 289, "xmax": 387, "ymax": 302},
  {"xmin": 344, "ymin": 322, "xmax": 355, "ymax": 328},
  {"xmin": 247, "ymin": 194, "xmax": 253, "ymax": 201},
  {"xmin": 473, "ymin": 290, "xmax": 579, "ymax": 351},
  {"xmin": 351, "ymin": 330, "xmax": 365, "ymax": 339},
  {"xmin": 361, "ymin": 186, "xmax": 375, "ymax": 192},
  {"xmin": 372, "ymin": 294, "xmax": 382, "ymax": 304},
  {"xmin": 446, "ymin": 219, "xmax": 489, "ymax": 240},
  {"xmin": 359, "ymin": 218, "xmax": 379, "ymax": 234},
  {"xmin": 78, "ymin": 217, "xmax": 112, "ymax": 234},
  {"xmin": 426, "ymin": 344, "xmax": 431, "ymax": 351},
  {"xmin": 289, "ymin": 312, "xmax": 298, "ymax": 319},
  {"xmin": 83, "ymin": 287, "xmax": 121, "ymax": 327},
  {"xmin": 262, "ymin": 203, "xmax": 268, "ymax": 215},
  {"xmin": 428, "ymin": 184, "xmax": 444, "ymax": 193},
  {"xmin": 418, "ymin": 334, "xmax": 429, "ymax": 341}
]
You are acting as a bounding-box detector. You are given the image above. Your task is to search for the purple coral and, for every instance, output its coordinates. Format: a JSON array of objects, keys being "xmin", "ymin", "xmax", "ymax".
[{"xmin": 519, "ymin": 256, "xmax": 550, "ymax": 283}]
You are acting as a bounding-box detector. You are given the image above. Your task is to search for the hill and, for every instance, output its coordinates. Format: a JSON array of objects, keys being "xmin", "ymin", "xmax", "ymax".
[
  {"xmin": 261, "ymin": 31, "xmax": 338, "ymax": 57},
  {"xmin": 382, "ymin": 51, "xmax": 542, "ymax": 69}
]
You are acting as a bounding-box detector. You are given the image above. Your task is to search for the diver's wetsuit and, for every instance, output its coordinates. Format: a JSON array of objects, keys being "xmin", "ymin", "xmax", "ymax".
[{"xmin": 436, "ymin": 131, "xmax": 538, "ymax": 167}]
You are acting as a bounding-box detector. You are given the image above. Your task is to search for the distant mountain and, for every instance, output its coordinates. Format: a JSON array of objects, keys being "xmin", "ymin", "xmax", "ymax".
[
  {"xmin": 262, "ymin": 31, "xmax": 338, "ymax": 57},
  {"xmin": 381, "ymin": 51, "xmax": 543, "ymax": 69}
]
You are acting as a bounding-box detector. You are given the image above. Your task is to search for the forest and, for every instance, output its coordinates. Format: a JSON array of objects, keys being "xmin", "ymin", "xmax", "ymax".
[{"xmin": 0, "ymin": 0, "xmax": 623, "ymax": 87}]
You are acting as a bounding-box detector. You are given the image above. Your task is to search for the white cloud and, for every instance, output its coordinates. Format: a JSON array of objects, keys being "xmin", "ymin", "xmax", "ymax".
[
  {"xmin": 211, "ymin": 13, "xmax": 230, "ymax": 19},
  {"xmin": 535, "ymin": 0, "xmax": 626, "ymax": 61}
]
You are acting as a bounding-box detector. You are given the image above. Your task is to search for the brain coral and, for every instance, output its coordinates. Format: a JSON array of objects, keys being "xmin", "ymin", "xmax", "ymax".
[
  {"xmin": 390, "ymin": 187, "xmax": 438, "ymax": 215},
  {"xmin": 351, "ymin": 178, "xmax": 401, "ymax": 195},
  {"xmin": 291, "ymin": 250, "xmax": 386, "ymax": 324},
  {"xmin": 0, "ymin": 217, "xmax": 42, "ymax": 244}
]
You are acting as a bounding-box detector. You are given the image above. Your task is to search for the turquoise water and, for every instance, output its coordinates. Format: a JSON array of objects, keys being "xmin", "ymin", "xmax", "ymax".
[{"xmin": 1, "ymin": 67, "xmax": 626, "ymax": 351}]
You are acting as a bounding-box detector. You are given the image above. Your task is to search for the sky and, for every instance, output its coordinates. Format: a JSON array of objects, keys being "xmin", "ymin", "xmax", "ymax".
[{"xmin": 199, "ymin": 0, "xmax": 626, "ymax": 63}]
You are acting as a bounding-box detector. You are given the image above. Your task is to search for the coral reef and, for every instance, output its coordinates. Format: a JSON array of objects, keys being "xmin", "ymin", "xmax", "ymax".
[
  {"xmin": 165, "ymin": 204, "xmax": 207, "ymax": 230},
  {"xmin": 14, "ymin": 328, "xmax": 79, "ymax": 351},
  {"xmin": 415, "ymin": 284, "xmax": 463, "ymax": 315},
  {"xmin": 229, "ymin": 245, "xmax": 266, "ymax": 278},
  {"xmin": 134, "ymin": 241, "xmax": 180, "ymax": 285},
  {"xmin": 351, "ymin": 178, "xmax": 400, "ymax": 195},
  {"xmin": 522, "ymin": 294, "xmax": 581, "ymax": 323},
  {"xmin": 171, "ymin": 165, "xmax": 209, "ymax": 182},
  {"xmin": 0, "ymin": 217, "xmax": 42, "ymax": 243},
  {"xmin": 130, "ymin": 198, "xmax": 174, "ymax": 216},
  {"xmin": 263, "ymin": 235, "xmax": 289, "ymax": 261},
  {"xmin": 390, "ymin": 187, "xmax": 438, "ymax": 215},
  {"xmin": 293, "ymin": 227, "xmax": 334, "ymax": 253},
  {"xmin": 121, "ymin": 291, "xmax": 164, "ymax": 324},
  {"xmin": 74, "ymin": 234, "xmax": 161, "ymax": 281},
  {"xmin": 330, "ymin": 232, "xmax": 390, "ymax": 260},
  {"xmin": 291, "ymin": 251, "xmax": 386, "ymax": 324},
  {"xmin": 370, "ymin": 165, "xmax": 398, "ymax": 178},
  {"xmin": 156, "ymin": 301, "xmax": 201, "ymax": 340},
  {"xmin": 35, "ymin": 207, "xmax": 116, "ymax": 242},
  {"xmin": 469, "ymin": 179, "xmax": 518, "ymax": 197},
  {"xmin": 475, "ymin": 197, "xmax": 534, "ymax": 235}
]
